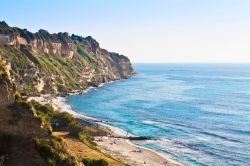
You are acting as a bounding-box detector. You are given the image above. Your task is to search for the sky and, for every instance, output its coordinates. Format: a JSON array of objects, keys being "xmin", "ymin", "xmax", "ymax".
[{"xmin": 1, "ymin": 0, "xmax": 250, "ymax": 63}]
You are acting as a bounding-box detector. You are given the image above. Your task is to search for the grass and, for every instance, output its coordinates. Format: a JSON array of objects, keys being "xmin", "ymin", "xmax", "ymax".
[
  {"xmin": 33, "ymin": 137, "xmax": 78, "ymax": 166},
  {"xmin": 82, "ymin": 158, "xmax": 108, "ymax": 166},
  {"xmin": 0, "ymin": 44, "xmax": 95, "ymax": 95},
  {"xmin": 53, "ymin": 131, "xmax": 126, "ymax": 166},
  {"xmin": 0, "ymin": 46, "xmax": 41, "ymax": 96},
  {"xmin": 0, "ymin": 88, "xmax": 127, "ymax": 165},
  {"xmin": 76, "ymin": 45, "xmax": 98, "ymax": 66},
  {"xmin": 29, "ymin": 100, "xmax": 116, "ymax": 165},
  {"xmin": 6, "ymin": 97, "xmax": 111, "ymax": 165},
  {"xmin": 30, "ymin": 100, "xmax": 107, "ymax": 145},
  {"xmin": 0, "ymin": 20, "xmax": 133, "ymax": 96}
]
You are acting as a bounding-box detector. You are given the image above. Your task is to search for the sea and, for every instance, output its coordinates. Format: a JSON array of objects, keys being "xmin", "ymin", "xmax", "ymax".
[{"xmin": 66, "ymin": 64, "xmax": 250, "ymax": 166}]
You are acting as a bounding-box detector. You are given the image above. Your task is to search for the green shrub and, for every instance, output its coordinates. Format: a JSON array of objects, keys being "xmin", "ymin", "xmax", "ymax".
[
  {"xmin": 68, "ymin": 121, "xmax": 83, "ymax": 137},
  {"xmin": 31, "ymin": 100, "xmax": 56, "ymax": 119},
  {"xmin": 34, "ymin": 137, "xmax": 77, "ymax": 166},
  {"xmin": 82, "ymin": 158, "xmax": 108, "ymax": 166},
  {"xmin": 30, "ymin": 100, "xmax": 57, "ymax": 135},
  {"xmin": 11, "ymin": 99, "xmax": 105, "ymax": 145},
  {"xmin": 78, "ymin": 131, "xmax": 97, "ymax": 147},
  {"xmin": 52, "ymin": 112, "xmax": 74, "ymax": 131}
]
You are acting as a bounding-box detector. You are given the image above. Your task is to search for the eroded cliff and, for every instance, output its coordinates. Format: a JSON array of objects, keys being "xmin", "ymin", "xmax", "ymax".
[
  {"xmin": 0, "ymin": 59, "xmax": 15, "ymax": 107},
  {"xmin": 0, "ymin": 21, "xmax": 134, "ymax": 96}
]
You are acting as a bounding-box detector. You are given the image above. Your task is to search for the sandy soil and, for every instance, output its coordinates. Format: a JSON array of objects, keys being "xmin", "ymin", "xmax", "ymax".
[{"xmin": 53, "ymin": 132, "xmax": 126, "ymax": 166}]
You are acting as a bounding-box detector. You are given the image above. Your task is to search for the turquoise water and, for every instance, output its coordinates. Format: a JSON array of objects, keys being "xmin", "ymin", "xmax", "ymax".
[{"xmin": 67, "ymin": 64, "xmax": 250, "ymax": 166}]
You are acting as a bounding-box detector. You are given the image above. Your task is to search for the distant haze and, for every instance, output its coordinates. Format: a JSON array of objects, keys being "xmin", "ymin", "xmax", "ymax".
[{"xmin": 1, "ymin": 0, "xmax": 250, "ymax": 63}]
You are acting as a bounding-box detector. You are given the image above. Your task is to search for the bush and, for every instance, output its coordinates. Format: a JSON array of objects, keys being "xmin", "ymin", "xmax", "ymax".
[
  {"xmin": 34, "ymin": 137, "xmax": 77, "ymax": 166},
  {"xmin": 52, "ymin": 112, "xmax": 74, "ymax": 131},
  {"xmin": 12, "ymin": 99, "xmax": 105, "ymax": 145},
  {"xmin": 31, "ymin": 100, "xmax": 55, "ymax": 118},
  {"xmin": 68, "ymin": 121, "xmax": 83, "ymax": 137},
  {"xmin": 78, "ymin": 131, "xmax": 97, "ymax": 147},
  {"xmin": 82, "ymin": 158, "xmax": 108, "ymax": 166},
  {"xmin": 31, "ymin": 100, "xmax": 56, "ymax": 135}
]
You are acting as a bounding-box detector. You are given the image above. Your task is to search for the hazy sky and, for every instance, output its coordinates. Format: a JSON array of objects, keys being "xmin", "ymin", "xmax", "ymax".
[{"xmin": 1, "ymin": 0, "xmax": 250, "ymax": 63}]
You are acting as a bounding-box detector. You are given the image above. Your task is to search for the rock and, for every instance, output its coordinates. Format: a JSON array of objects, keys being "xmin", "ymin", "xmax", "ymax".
[
  {"xmin": 0, "ymin": 21, "xmax": 134, "ymax": 96},
  {"xmin": 0, "ymin": 59, "xmax": 15, "ymax": 107}
]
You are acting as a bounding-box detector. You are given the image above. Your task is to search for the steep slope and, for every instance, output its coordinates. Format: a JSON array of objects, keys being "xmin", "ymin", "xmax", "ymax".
[
  {"xmin": 0, "ymin": 62, "xmax": 76, "ymax": 165},
  {"xmin": 0, "ymin": 21, "xmax": 134, "ymax": 96},
  {"xmin": 0, "ymin": 21, "xmax": 134, "ymax": 165},
  {"xmin": 0, "ymin": 59, "xmax": 15, "ymax": 107}
]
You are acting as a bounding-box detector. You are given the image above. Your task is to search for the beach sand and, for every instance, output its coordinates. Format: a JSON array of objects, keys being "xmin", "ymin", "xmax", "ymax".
[
  {"xmin": 95, "ymin": 136, "xmax": 183, "ymax": 166},
  {"xmin": 28, "ymin": 95, "xmax": 184, "ymax": 166}
]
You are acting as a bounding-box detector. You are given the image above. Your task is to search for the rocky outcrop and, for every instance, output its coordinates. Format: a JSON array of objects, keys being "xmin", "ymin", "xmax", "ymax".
[
  {"xmin": 0, "ymin": 59, "xmax": 15, "ymax": 107},
  {"xmin": 0, "ymin": 22, "xmax": 76, "ymax": 59},
  {"xmin": 0, "ymin": 21, "xmax": 134, "ymax": 96}
]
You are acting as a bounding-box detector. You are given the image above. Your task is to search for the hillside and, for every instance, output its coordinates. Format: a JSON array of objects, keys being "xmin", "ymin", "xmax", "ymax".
[
  {"xmin": 0, "ymin": 21, "xmax": 134, "ymax": 96},
  {"xmin": 0, "ymin": 21, "xmax": 133, "ymax": 166}
]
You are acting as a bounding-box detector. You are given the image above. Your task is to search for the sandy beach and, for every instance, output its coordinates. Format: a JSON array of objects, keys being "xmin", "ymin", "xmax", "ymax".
[
  {"xmin": 95, "ymin": 136, "xmax": 183, "ymax": 166},
  {"xmin": 28, "ymin": 95, "xmax": 184, "ymax": 166}
]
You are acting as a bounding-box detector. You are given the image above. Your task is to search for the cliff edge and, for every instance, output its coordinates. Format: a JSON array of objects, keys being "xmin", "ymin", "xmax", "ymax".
[
  {"xmin": 0, "ymin": 21, "xmax": 134, "ymax": 96},
  {"xmin": 0, "ymin": 21, "xmax": 133, "ymax": 166}
]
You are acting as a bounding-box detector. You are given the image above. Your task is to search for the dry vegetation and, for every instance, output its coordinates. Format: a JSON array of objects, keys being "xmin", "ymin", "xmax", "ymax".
[{"xmin": 0, "ymin": 96, "xmax": 127, "ymax": 166}]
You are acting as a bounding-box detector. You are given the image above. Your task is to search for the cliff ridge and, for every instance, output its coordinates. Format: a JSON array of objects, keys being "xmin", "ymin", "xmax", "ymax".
[{"xmin": 0, "ymin": 21, "xmax": 134, "ymax": 96}]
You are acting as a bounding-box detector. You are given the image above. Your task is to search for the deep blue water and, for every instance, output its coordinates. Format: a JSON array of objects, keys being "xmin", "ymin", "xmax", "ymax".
[{"xmin": 67, "ymin": 64, "xmax": 250, "ymax": 166}]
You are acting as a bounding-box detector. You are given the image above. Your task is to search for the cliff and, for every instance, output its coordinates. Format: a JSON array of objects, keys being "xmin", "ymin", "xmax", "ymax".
[
  {"xmin": 0, "ymin": 21, "xmax": 134, "ymax": 96},
  {"xmin": 0, "ymin": 59, "xmax": 15, "ymax": 107},
  {"xmin": 0, "ymin": 21, "xmax": 133, "ymax": 165}
]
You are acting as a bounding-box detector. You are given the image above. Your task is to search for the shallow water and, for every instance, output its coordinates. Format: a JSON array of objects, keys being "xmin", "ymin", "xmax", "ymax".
[{"xmin": 67, "ymin": 64, "xmax": 250, "ymax": 166}]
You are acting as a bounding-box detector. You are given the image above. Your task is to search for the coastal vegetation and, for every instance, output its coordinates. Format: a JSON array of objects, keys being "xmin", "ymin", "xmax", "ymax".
[
  {"xmin": 0, "ymin": 21, "xmax": 133, "ymax": 166},
  {"xmin": 0, "ymin": 94, "xmax": 120, "ymax": 165},
  {"xmin": 0, "ymin": 21, "xmax": 134, "ymax": 96},
  {"xmin": 82, "ymin": 158, "xmax": 108, "ymax": 166},
  {"xmin": 33, "ymin": 137, "xmax": 77, "ymax": 166},
  {"xmin": 30, "ymin": 100, "xmax": 107, "ymax": 146}
]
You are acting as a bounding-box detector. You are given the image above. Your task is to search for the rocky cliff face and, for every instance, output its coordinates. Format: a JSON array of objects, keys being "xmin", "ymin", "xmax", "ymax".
[
  {"xmin": 0, "ymin": 21, "xmax": 134, "ymax": 96},
  {"xmin": 0, "ymin": 59, "xmax": 15, "ymax": 107}
]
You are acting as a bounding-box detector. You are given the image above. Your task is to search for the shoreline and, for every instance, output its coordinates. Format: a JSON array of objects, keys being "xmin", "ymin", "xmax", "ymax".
[{"xmin": 28, "ymin": 84, "xmax": 184, "ymax": 166}]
